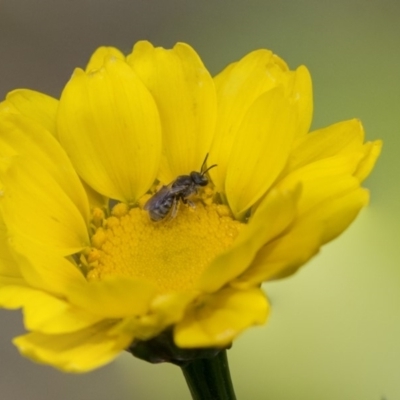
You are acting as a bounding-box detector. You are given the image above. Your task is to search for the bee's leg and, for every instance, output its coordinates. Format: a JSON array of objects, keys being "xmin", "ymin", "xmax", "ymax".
[
  {"xmin": 181, "ymin": 197, "xmax": 196, "ymax": 209},
  {"xmin": 186, "ymin": 199, "xmax": 196, "ymax": 209},
  {"xmin": 170, "ymin": 197, "xmax": 180, "ymax": 219}
]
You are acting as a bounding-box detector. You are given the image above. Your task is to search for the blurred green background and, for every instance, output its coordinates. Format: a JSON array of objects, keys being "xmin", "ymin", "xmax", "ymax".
[{"xmin": 0, "ymin": 1, "xmax": 398, "ymax": 399}]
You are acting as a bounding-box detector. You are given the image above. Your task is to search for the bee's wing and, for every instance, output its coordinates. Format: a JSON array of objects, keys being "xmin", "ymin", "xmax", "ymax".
[
  {"xmin": 144, "ymin": 184, "xmax": 185, "ymax": 210},
  {"xmin": 144, "ymin": 185, "xmax": 171, "ymax": 210}
]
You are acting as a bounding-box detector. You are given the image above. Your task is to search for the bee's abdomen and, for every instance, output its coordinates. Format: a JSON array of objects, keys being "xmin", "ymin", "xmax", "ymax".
[{"xmin": 149, "ymin": 197, "xmax": 174, "ymax": 221}]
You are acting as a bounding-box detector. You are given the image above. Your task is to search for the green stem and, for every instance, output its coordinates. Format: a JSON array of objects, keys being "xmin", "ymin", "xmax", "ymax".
[{"xmin": 181, "ymin": 349, "xmax": 237, "ymax": 400}]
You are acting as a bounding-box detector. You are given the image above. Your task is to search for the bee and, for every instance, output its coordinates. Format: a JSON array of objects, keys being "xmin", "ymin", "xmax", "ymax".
[{"xmin": 144, "ymin": 154, "xmax": 217, "ymax": 221}]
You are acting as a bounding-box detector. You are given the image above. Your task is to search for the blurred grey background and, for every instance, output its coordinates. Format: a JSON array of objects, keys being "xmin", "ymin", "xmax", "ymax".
[{"xmin": 0, "ymin": 1, "xmax": 398, "ymax": 399}]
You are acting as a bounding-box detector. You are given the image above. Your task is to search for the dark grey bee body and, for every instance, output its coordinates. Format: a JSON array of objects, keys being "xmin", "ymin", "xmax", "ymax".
[
  {"xmin": 144, "ymin": 185, "xmax": 181, "ymax": 221},
  {"xmin": 144, "ymin": 154, "xmax": 217, "ymax": 221}
]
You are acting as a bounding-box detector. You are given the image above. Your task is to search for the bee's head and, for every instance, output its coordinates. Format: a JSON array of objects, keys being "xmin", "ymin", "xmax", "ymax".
[
  {"xmin": 191, "ymin": 171, "xmax": 208, "ymax": 186},
  {"xmin": 191, "ymin": 153, "xmax": 217, "ymax": 186}
]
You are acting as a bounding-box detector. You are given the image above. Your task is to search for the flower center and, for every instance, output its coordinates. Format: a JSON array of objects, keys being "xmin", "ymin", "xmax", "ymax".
[{"xmin": 86, "ymin": 201, "xmax": 243, "ymax": 293}]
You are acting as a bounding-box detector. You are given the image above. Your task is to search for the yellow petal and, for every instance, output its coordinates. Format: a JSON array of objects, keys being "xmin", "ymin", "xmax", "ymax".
[
  {"xmin": 199, "ymin": 186, "xmax": 299, "ymax": 292},
  {"xmin": 145, "ymin": 292, "xmax": 197, "ymax": 333},
  {"xmin": 128, "ymin": 41, "xmax": 217, "ymax": 182},
  {"xmin": 0, "ymin": 276, "xmax": 25, "ymax": 286},
  {"xmin": 67, "ymin": 277, "xmax": 157, "ymax": 318},
  {"xmin": 110, "ymin": 292, "xmax": 196, "ymax": 341},
  {"xmin": 278, "ymin": 153, "xmax": 363, "ymax": 215},
  {"xmin": 225, "ymin": 87, "xmax": 297, "ymax": 216},
  {"xmin": 58, "ymin": 58, "xmax": 162, "ymax": 203},
  {"xmin": 354, "ymin": 140, "xmax": 382, "ymax": 182},
  {"xmin": 81, "ymin": 179, "xmax": 107, "ymax": 209},
  {"xmin": 286, "ymin": 119, "xmax": 365, "ymax": 174},
  {"xmin": 3, "ymin": 89, "xmax": 58, "ymax": 136},
  {"xmin": 9, "ymin": 244, "xmax": 87, "ymax": 297},
  {"xmin": 290, "ymin": 65, "xmax": 313, "ymax": 137},
  {"xmin": 0, "ymin": 157, "xmax": 89, "ymax": 255},
  {"xmin": 0, "ymin": 218, "xmax": 23, "ymax": 282},
  {"xmin": 210, "ymin": 49, "xmax": 288, "ymax": 192},
  {"xmin": 232, "ymin": 214, "xmax": 324, "ymax": 286},
  {"xmin": 271, "ymin": 53, "xmax": 290, "ymax": 71},
  {"xmin": 13, "ymin": 322, "xmax": 132, "ymax": 372},
  {"xmin": 85, "ymin": 46, "xmax": 125, "ymax": 72},
  {"xmin": 174, "ymin": 287, "xmax": 269, "ymax": 347},
  {"xmin": 309, "ymin": 187, "xmax": 369, "ymax": 244},
  {"xmin": 0, "ymin": 112, "xmax": 90, "ymax": 222},
  {"xmin": 232, "ymin": 185, "xmax": 369, "ymax": 285},
  {"xmin": 0, "ymin": 286, "xmax": 102, "ymax": 333}
]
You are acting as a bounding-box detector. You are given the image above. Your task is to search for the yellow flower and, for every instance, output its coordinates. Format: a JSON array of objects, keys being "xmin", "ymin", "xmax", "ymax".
[{"xmin": 0, "ymin": 41, "xmax": 381, "ymax": 372}]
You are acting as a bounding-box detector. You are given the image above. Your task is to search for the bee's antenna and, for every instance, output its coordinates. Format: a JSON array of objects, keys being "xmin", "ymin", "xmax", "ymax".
[
  {"xmin": 200, "ymin": 153, "xmax": 209, "ymax": 172},
  {"xmin": 202, "ymin": 163, "xmax": 217, "ymax": 175},
  {"xmin": 200, "ymin": 153, "xmax": 217, "ymax": 175},
  {"xmin": 200, "ymin": 153, "xmax": 217, "ymax": 176}
]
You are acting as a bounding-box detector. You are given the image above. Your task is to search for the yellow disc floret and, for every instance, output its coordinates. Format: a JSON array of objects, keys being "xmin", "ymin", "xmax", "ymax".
[{"xmin": 87, "ymin": 203, "xmax": 243, "ymax": 293}]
